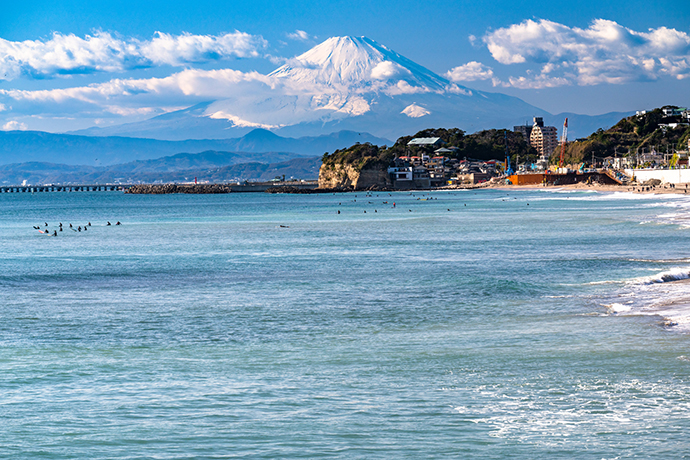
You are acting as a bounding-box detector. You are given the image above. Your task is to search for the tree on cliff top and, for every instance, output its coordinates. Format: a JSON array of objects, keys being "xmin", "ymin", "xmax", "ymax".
[{"xmin": 322, "ymin": 142, "xmax": 390, "ymax": 171}]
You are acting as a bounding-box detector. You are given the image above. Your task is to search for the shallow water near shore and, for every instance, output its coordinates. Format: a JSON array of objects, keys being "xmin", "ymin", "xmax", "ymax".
[{"xmin": 2, "ymin": 188, "xmax": 690, "ymax": 458}]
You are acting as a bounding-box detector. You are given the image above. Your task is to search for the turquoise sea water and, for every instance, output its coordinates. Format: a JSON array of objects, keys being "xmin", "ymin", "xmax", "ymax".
[{"xmin": 2, "ymin": 188, "xmax": 690, "ymax": 458}]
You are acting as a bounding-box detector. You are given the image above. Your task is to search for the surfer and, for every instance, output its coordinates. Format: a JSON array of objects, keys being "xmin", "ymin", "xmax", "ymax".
[
  {"xmin": 53, "ymin": 230, "xmax": 57, "ymax": 236},
  {"xmin": 116, "ymin": 221, "xmax": 121, "ymax": 225},
  {"xmin": 107, "ymin": 222, "xmax": 111, "ymax": 226}
]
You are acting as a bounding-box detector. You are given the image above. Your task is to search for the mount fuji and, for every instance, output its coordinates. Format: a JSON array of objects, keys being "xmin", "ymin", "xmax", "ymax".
[{"xmin": 73, "ymin": 36, "xmax": 629, "ymax": 141}]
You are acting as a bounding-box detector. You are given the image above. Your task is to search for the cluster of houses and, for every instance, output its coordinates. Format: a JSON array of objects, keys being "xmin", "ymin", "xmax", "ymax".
[
  {"xmin": 638, "ymin": 107, "xmax": 690, "ymax": 131},
  {"xmin": 386, "ymin": 107, "xmax": 690, "ymax": 188},
  {"xmin": 597, "ymin": 108, "xmax": 690, "ymax": 170},
  {"xmin": 387, "ymin": 137, "xmax": 499, "ymax": 188}
]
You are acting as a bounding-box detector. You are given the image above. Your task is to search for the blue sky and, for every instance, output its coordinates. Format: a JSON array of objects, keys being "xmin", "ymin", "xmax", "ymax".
[{"xmin": 1, "ymin": 0, "xmax": 689, "ymax": 132}]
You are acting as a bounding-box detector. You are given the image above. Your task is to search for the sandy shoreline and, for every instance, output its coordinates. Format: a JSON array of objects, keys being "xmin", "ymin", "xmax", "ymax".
[{"xmin": 489, "ymin": 182, "xmax": 690, "ymax": 195}]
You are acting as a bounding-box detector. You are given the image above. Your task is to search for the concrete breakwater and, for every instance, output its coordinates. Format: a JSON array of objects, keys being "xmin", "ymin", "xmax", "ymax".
[
  {"xmin": 126, "ymin": 184, "xmax": 233, "ymax": 194},
  {"xmin": 126, "ymin": 181, "xmax": 319, "ymax": 194}
]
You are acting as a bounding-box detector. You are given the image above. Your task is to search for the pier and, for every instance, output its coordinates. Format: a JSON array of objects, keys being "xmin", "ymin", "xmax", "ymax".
[
  {"xmin": 0, "ymin": 181, "xmax": 320, "ymax": 194},
  {"xmin": 0, "ymin": 184, "xmax": 132, "ymax": 193}
]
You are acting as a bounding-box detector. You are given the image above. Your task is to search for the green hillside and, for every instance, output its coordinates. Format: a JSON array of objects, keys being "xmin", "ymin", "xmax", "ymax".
[
  {"xmin": 322, "ymin": 128, "xmax": 537, "ymax": 171},
  {"xmin": 561, "ymin": 106, "xmax": 690, "ymax": 165}
]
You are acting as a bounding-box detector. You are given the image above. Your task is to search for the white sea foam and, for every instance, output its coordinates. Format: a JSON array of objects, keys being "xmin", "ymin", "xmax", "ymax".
[
  {"xmin": 599, "ymin": 266, "xmax": 690, "ymax": 330},
  {"xmin": 605, "ymin": 302, "xmax": 633, "ymax": 314},
  {"xmin": 628, "ymin": 267, "xmax": 690, "ymax": 285}
]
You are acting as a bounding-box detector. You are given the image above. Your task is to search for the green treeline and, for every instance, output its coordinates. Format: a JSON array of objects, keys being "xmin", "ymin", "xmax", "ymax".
[
  {"xmin": 322, "ymin": 128, "xmax": 537, "ymax": 171},
  {"xmin": 322, "ymin": 106, "xmax": 690, "ymax": 172},
  {"xmin": 561, "ymin": 107, "xmax": 690, "ymax": 165}
]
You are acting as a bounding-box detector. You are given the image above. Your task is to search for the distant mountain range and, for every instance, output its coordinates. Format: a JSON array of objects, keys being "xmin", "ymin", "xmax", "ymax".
[
  {"xmin": 69, "ymin": 36, "xmax": 630, "ymax": 141},
  {"xmin": 0, "ymin": 129, "xmax": 390, "ymax": 166},
  {"xmin": 0, "ymin": 35, "xmax": 634, "ymax": 183},
  {"xmin": 0, "ymin": 152, "xmax": 322, "ymax": 185}
]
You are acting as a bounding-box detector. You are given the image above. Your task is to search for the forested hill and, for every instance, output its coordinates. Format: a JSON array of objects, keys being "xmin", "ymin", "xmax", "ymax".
[
  {"xmin": 561, "ymin": 106, "xmax": 690, "ymax": 165},
  {"xmin": 322, "ymin": 128, "xmax": 538, "ymax": 171}
]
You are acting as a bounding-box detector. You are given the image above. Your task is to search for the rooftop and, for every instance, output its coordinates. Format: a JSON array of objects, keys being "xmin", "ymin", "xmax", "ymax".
[{"xmin": 408, "ymin": 137, "xmax": 445, "ymax": 146}]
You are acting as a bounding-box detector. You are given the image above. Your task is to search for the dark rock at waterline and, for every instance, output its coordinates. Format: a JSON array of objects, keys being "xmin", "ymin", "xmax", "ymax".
[
  {"xmin": 125, "ymin": 184, "xmax": 232, "ymax": 194},
  {"xmin": 264, "ymin": 186, "xmax": 352, "ymax": 194}
]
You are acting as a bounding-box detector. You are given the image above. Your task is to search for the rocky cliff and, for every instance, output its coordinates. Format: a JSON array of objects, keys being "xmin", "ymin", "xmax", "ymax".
[{"xmin": 318, "ymin": 163, "xmax": 391, "ymax": 189}]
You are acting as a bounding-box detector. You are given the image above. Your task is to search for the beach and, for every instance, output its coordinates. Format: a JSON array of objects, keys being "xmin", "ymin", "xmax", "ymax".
[{"xmin": 493, "ymin": 181, "xmax": 690, "ymax": 195}]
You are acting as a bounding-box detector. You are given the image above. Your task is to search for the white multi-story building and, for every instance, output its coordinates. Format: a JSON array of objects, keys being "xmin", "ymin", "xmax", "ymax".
[{"xmin": 529, "ymin": 117, "xmax": 558, "ymax": 157}]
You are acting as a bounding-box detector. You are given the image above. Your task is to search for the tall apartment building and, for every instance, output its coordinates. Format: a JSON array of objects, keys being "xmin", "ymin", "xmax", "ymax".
[{"xmin": 529, "ymin": 117, "xmax": 558, "ymax": 157}]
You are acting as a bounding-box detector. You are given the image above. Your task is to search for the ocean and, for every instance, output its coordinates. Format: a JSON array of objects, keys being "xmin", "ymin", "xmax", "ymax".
[{"xmin": 2, "ymin": 188, "xmax": 690, "ymax": 458}]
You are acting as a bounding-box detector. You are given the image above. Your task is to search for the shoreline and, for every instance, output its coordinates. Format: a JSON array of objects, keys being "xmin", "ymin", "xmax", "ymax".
[
  {"xmin": 117, "ymin": 180, "xmax": 690, "ymax": 196},
  {"xmin": 489, "ymin": 182, "xmax": 690, "ymax": 195}
]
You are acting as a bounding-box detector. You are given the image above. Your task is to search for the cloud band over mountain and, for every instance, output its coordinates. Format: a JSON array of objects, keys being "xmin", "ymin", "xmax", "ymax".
[{"xmin": 0, "ymin": 31, "xmax": 267, "ymax": 80}]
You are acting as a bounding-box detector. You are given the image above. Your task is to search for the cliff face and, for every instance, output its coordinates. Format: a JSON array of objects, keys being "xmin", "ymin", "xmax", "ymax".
[{"xmin": 318, "ymin": 163, "xmax": 390, "ymax": 189}]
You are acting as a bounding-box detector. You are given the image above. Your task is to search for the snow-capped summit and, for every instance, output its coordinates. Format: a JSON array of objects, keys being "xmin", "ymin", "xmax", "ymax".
[{"xmin": 270, "ymin": 36, "xmax": 454, "ymax": 94}]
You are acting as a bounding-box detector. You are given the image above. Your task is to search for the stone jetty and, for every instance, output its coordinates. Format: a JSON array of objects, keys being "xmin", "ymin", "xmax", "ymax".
[{"xmin": 126, "ymin": 184, "xmax": 233, "ymax": 194}]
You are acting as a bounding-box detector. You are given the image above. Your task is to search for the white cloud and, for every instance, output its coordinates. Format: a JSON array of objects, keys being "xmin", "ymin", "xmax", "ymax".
[
  {"xmin": 0, "ymin": 31, "xmax": 267, "ymax": 80},
  {"xmin": 370, "ymin": 61, "xmax": 410, "ymax": 80},
  {"xmin": 483, "ymin": 19, "xmax": 690, "ymax": 87},
  {"xmin": 1, "ymin": 120, "xmax": 28, "ymax": 131},
  {"xmin": 445, "ymin": 61, "xmax": 494, "ymax": 81},
  {"xmin": 401, "ymin": 103, "xmax": 430, "ymax": 118},
  {"xmin": 287, "ymin": 30, "xmax": 311, "ymax": 42},
  {"xmin": 0, "ymin": 68, "xmax": 274, "ymax": 106},
  {"xmin": 385, "ymin": 80, "xmax": 430, "ymax": 96},
  {"xmin": 208, "ymin": 111, "xmax": 283, "ymax": 129},
  {"xmin": 492, "ymin": 74, "xmax": 571, "ymax": 89}
]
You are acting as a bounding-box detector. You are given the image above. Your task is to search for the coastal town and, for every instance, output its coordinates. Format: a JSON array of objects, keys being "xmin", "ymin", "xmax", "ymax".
[
  {"xmin": 376, "ymin": 107, "xmax": 690, "ymax": 190},
  {"xmin": 3, "ymin": 106, "xmax": 690, "ymax": 195},
  {"xmin": 381, "ymin": 108, "xmax": 689, "ymax": 187}
]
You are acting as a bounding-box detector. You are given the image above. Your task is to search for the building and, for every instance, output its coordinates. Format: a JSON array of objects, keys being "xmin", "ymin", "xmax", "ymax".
[
  {"xmin": 407, "ymin": 137, "xmax": 445, "ymax": 147},
  {"xmin": 513, "ymin": 123, "xmax": 532, "ymax": 141},
  {"xmin": 529, "ymin": 117, "xmax": 558, "ymax": 157},
  {"xmin": 662, "ymin": 107, "xmax": 687, "ymax": 118}
]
